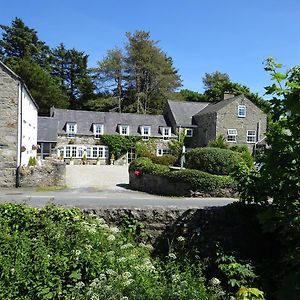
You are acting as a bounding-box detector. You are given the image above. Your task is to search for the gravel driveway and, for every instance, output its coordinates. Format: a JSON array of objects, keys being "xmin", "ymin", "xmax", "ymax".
[{"xmin": 66, "ymin": 165, "xmax": 129, "ymax": 190}]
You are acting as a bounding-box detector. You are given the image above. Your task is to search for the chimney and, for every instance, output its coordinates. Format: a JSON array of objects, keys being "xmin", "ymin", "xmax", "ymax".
[{"xmin": 223, "ymin": 92, "xmax": 235, "ymax": 100}]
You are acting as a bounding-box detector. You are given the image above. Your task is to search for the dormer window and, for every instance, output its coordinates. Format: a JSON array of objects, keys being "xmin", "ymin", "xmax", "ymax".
[
  {"xmin": 238, "ymin": 105, "xmax": 246, "ymax": 117},
  {"xmin": 141, "ymin": 126, "xmax": 151, "ymax": 140},
  {"xmin": 66, "ymin": 122, "xmax": 77, "ymax": 138},
  {"xmin": 162, "ymin": 127, "xmax": 171, "ymax": 140},
  {"xmin": 93, "ymin": 123, "xmax": 104, "ymax": 139},
  {"xmin": 119, "ymin": 125, "xmax": 129, "ymax": 136}
]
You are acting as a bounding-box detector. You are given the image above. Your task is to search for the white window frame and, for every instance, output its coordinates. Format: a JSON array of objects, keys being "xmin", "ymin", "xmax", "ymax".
[
  {"xmin": 62, "ymin": 145, "xmax": 108, "ymax": 159},
  {"xmin": 156, "ymin": 148, "xmax": 171, "ymax": 156},
  {"xmin": 66, "ymin": 122, "xmax": 77, "ymax": 138},
  {"xmin": 93, "ymin": 123, "xmax": 104, "ymax": 138},
  {"xmin": 162, "ymin": 127, "xmax": 171, "ymax": 140},
  {"xmin": 119, "ymin": 125, "xmax": 129, "ymax": 136},
  {"xmin": 247, "ymin": 130, "xmax": 256, "ymax": 143},
  {"xmin": 238, "ymin": 105, "xmax": 246, "ymax": 117},
  {"xmin": 227, "ymin": 129, "xmax": 237, "ymax": 142},
  {"xmin": 185, "ymin": 128, "xmax": 193, "ymax": 137},
  {"xmin": 141, "ymin": 126, "xmax": 151, "ymax": 140}
]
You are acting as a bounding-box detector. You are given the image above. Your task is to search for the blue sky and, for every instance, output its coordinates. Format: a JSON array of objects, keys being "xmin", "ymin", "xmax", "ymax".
[{"xmin": 1, "ymin": 0, "xmax": 300, "ymax": 97}]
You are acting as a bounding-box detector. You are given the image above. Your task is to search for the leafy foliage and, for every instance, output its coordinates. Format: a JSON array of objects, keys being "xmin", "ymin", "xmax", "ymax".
[
  {"xmin": 208, "ymin": 134, "xmax": 229, "ymax": 149},
  {"xmin": 98, "ymin": 134, "xmax": 141, "ymax": 159},
  {"xmin": 186, "ymin": 147, "xmax": 248, "ymax": 175},
  {"xmin": 238, "ymin": 58, "xmax": 300, "ymax": 299},
  {"xmin": 202, "ymin": 71, "xmax": 230, "ymax": 91},
  {"xmin": 0, "ymin": 203, "xmax": 222, "ymax": 300},
  {"xmin": 130, "ymin": 157, "xmax": 236, "ymax": 193}
]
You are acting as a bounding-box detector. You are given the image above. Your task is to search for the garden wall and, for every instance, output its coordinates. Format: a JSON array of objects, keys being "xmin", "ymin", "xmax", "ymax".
[
  {"xmin": 83, "ymin": 204, "xmax": 275, "ymax": 260},
  {"xmin": 19, "ymin": 159, "xmax": 66, "ymax": 187},
  {"xmin": 129, "ymin": 172, "xmax": 236, "ymax": 197}
]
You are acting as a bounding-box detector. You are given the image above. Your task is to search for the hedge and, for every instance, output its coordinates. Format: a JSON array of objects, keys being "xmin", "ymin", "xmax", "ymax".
[
  {"xmin": 185, "ymin": 147, "xmax": 247, "ymax": 175},
  {"xmin": 130, "ymin": 157, "xmax": 236, "ymax": 193}
]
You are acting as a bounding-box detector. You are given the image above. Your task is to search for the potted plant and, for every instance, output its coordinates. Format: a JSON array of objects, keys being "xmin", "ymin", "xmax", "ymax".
[
  {"xmin": 82, "ymin": 153, "xmax": 87, "ymax": 165},
  {"xmin": 110, "ymin": 153, "xmax": 115, "ymax": 165},
  {"xmin": 96, "ymin": 156, "xmax": 101, "ymax": 165}
]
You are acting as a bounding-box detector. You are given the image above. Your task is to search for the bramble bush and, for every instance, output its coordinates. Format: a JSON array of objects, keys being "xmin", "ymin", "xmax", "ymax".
[{"xmin": 0, "ymin": 203, "xmax": 225, "ymax": 300}]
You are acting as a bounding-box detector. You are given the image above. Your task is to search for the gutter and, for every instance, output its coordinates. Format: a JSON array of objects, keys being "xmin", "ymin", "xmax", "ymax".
[{"xmin": 16, "ymin": 82, "xmax": 23, "ymax": 188}]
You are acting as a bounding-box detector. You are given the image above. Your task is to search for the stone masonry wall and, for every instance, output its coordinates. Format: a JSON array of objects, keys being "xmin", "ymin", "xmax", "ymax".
[
  {"xmin": 83, "ymin": 204, "xmax": 272, "ymax": 260},
  {"xmin": 19, "ymin": 159, "xmax": 66, "ymax": 187},
  {"xmin": 0, "ymin": 65, "xmax": 19, "ymax": 187}
]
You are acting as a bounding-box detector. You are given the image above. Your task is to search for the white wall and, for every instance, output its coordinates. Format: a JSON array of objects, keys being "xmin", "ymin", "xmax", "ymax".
[{"xmin": 20, "ymin": 87, "xmax": 38, "ymax": 166}]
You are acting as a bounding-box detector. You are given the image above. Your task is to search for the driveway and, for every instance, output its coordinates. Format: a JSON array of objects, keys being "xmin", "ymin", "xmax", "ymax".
[{"xmin": 66, "ymin": 165, "xmax": 129, "ymax": 190}]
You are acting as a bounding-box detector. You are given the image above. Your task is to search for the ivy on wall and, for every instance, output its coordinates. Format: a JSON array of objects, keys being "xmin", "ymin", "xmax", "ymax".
[{"xmin": 97, "ymin": 135, "xmax": 141, "ymax": 159}]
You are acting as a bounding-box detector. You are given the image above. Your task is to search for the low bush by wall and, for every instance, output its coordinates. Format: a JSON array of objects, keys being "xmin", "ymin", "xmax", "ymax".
[
  {"xmin": 186, "ymin": 147, "xmax": 247, "ymax": 175},
  {"xmin": 129, "ymin": 157, "xmax": 237, "ymax": 197},
  {"xmin": 19, "ymin": 159, "xmax": 66, "ymax": 187}
]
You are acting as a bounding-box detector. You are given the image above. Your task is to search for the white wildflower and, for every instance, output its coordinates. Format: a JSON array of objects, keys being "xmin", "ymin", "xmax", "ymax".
[
  {"xmin": 121, "ymin": 297, "xmax": 129, "ymax": 300},
  {"xmin": 85, "ymin": 244, "xmax": 93, "ymax": 251},
  {"xmin": 90, "ymin": 294, "xmax": 99, "ymax": 300},
  {"xmin": 209, "ymin": 277, "xmax": 221, "ymax": 286},
  {"xmin": 172, "ymin": 274, "xmax": 181, "ymax": 282},
  {"xmin": 99, "ymin": 273, "xmax": 106, "ymax": 281},
  {"xmin": 177, "ymin": 236, "xmax": 185, "ymax": 242},
  {"xmin": 109, "ymin": 226, "xmax": 120, "ymax": 234},
  {"xmin": 117, "ymin": 257, "xmax": 127, "ymax": 263},
  {"xmin": 107, "ymin": 234, "xmax": 116, "ymax": 242},
  {"xmin": 99, "ymin": 224, "xmax": 109, "ymax": 230},
  {"xmin": 107, "ymin": 250, "xmax": 115, "ymax": 256},
  {"xmin": 73, "ymin": 216, "xmax": 80, "ymax": 221},
  {"xmin": 121, "ymin": 243, "xmax": 134, "ymax": 250},
  {"xmin": 106, "ymin": 269, "xmax": 117, "ymax": 276},
  {"xmin": 75, "ymin": 250, "xmax": 81, "ymax": 256},
  {"xmin": 96, "ymin": 217, "xmax": 106, "ymax": 224},
  {"xmin": 122, "ymin": 272, "xmax": 132, "ymax": 279},
  {"xmin": 168, "ymin": 253, "xmax": 177, "ymax": 259},
  {"xmin": 139, "ymin": 243, "xmax": 154, "ymax": 251},
  {"xmin": 123, "ymin": 279, "xmax": 134, "ymax": 287},
  {"xmin": 75, "ymin": 281, "xmax": 85, "ymax": 289},
  {"xmin": 46, "ymin": 254, "xmax": 51, "ymax": 258}
]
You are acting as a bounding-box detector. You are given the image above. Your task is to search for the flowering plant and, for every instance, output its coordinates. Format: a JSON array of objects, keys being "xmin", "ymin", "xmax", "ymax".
[{"xmin": 133, "ymin": 170, "xmax": 142, "ymax": 177}]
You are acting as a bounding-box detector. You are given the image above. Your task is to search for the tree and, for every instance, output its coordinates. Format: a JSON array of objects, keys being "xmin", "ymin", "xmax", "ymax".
[
  {"xmin": 239, "ymin": 58, "xmax": 300, "ymax": 299},
  {"xmin": 51, "ymin": 44, "xmax": 95, "ymax": 109},
  {"xmin": 125, "ymin": 30, "xmax": 181, "ymax": 114},
  {"xmin": 96, "ymin": 48, "xmax": 125, "ymax": 112},
  {"xmin": 11, "ymin": 58, "xmax": 69, "ymax": 115},
  {"xmin": 0, "ymin": 17, "xmax": 50, "ymax": 67},
  {"xmin": 202, "ymin": 71, "xmax": 230, "ymax": 90}
]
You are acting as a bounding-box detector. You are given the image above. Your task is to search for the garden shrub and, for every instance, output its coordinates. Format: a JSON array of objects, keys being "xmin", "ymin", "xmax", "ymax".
[
  {"xmin": 230, "ymin": 144, "xmax": 254, "ymax": 169},
  {"xmin": 130, "ymin": 157, "xmax": 236, "ymax": 193},
  {"xmin": 0, "ymin": 203, "xmax": 221, "ymax": 300},
  {"xmin": 186, "ymin": 147, "xmax": 247, "ymax": 175},
  {"xmin": 150, "ymin": 154, "xmax": 176, "ymax": 166}
]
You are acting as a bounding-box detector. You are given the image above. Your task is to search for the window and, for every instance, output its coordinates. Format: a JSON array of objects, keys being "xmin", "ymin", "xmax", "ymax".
[
  {"xmin": 227, "ymin": 129, "xmax": 237, "ymax": 142},
  {"xmin": 162, "ymin": 127, "xmax": 171, "ymax": 140},
  {"xmin": 119, "ymin": 125, "xmax": 129, "ymax": 136},
  {"xmin": 93, "ymin": 124, "xmax": 103, "ymax": 138},
  {"xmin": 238, "ymin": 105, "xmax": 246, "ymax": 117},
  {"xmin": 61, "ymin": 145, "xmax": 109, "ymax": 159},
  {"xmin": 142, "ymin": 126, "xmax": 151, "ymax": 140},
  {"xmin": 185, "ymin": 128, "xmax": 193, "ymax": 137},
  {"xmin": 66, "ymin": 122, "xmax": 77, "ymax": 138},
  {"xmin": 157, "ymin": 148, "xmax": 171, "ymax": 156},
  {"xmin": 247, "ymin": 130, "xmax": 256, "ymax": 143}
]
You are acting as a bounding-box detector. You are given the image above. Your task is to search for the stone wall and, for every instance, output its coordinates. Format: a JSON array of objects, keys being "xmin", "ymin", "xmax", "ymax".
[
  {"xmin": 83, "ymin": 204, "xmax": 273, "ymax": 260},
  {"xmin": 129, "ymin": 172, "xmax": 236, "ymax": 197},
  {"xmin": 19, "ymin": 159, "xmax": 66, "ymax": 187},
  {"xmin": 0, "ymin": 64, "xmax": 19, "ymax": 187}
]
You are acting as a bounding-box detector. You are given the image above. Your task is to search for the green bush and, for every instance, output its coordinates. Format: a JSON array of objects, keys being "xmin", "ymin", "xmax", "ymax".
[
  {"xmin": 130, "ymin": 157, "xmax": 236, "ymax": 193},
  {"xmin": 0, "ymin": 203, "xmax": 219, "ymax": 300},
  {"xmin": 230, "ymin": 144, "xmax": 254, "ymax": 169},
  {"xmin": 150, "ymin": 154, "xmax": 176, "ymax": 166},
  {"xmin": 186, "ymin": 147, "xmax": 247, "ymax": 175}
]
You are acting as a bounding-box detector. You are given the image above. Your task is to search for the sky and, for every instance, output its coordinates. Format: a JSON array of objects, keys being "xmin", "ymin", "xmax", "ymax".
[{"xmin": 1, "ymin": 0, "xmax": 300, "ymax": 98}]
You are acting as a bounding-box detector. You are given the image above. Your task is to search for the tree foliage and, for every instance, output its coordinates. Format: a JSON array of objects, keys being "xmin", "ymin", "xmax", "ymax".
[
  {"xmin": 202, "ymin": 71, "xmax": 230, "ymax": 90},
  {"xmin": 239, "ymin": 58, "xmax": 300, "ymax": 299}
]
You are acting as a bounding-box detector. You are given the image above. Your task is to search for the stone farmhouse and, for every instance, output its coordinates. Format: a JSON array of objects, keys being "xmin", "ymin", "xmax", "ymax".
[
  {"xmin": 38, "ymin": 94, "xmax": 267, "ymax": 164},
  {"xmin": 0, "ymin": 61, "xmax": 38, "ymax": 187}
]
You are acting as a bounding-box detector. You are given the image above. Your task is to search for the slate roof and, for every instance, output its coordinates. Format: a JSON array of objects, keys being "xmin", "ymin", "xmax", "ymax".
[
  {"xmin": 51, "ymin": 108, "xmax": 172, "ymax": 138},
  {"xmin": 195, "ymin": 95, "xmax": 245, "ymax": 116},
  {"xmin": 38, "ymin": 117, "xmax": 58, "ymax": 142},
  {"xmin": 167, "ymin": 100, "xmax": 210, "ymax": 127}
]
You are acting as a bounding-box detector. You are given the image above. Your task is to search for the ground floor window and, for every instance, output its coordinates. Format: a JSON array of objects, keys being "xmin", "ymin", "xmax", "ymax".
[
  {"xmin": 156, "ymin": 148, "xmax": 171, "ymax": 156},
  {"xmin": 227, "ymin": 129, "xmax": 237, "ymax": 142},
  {"xmin": 247, "ymin": 130, "xmax": 256, "ymax": 143},
  {"xmin": 38, "ymin": 142, "xmax": 56, "ymax": 159},
  {"xmin": 61, "ymin": 145, "xmax": 109, "ymax": 159}
]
